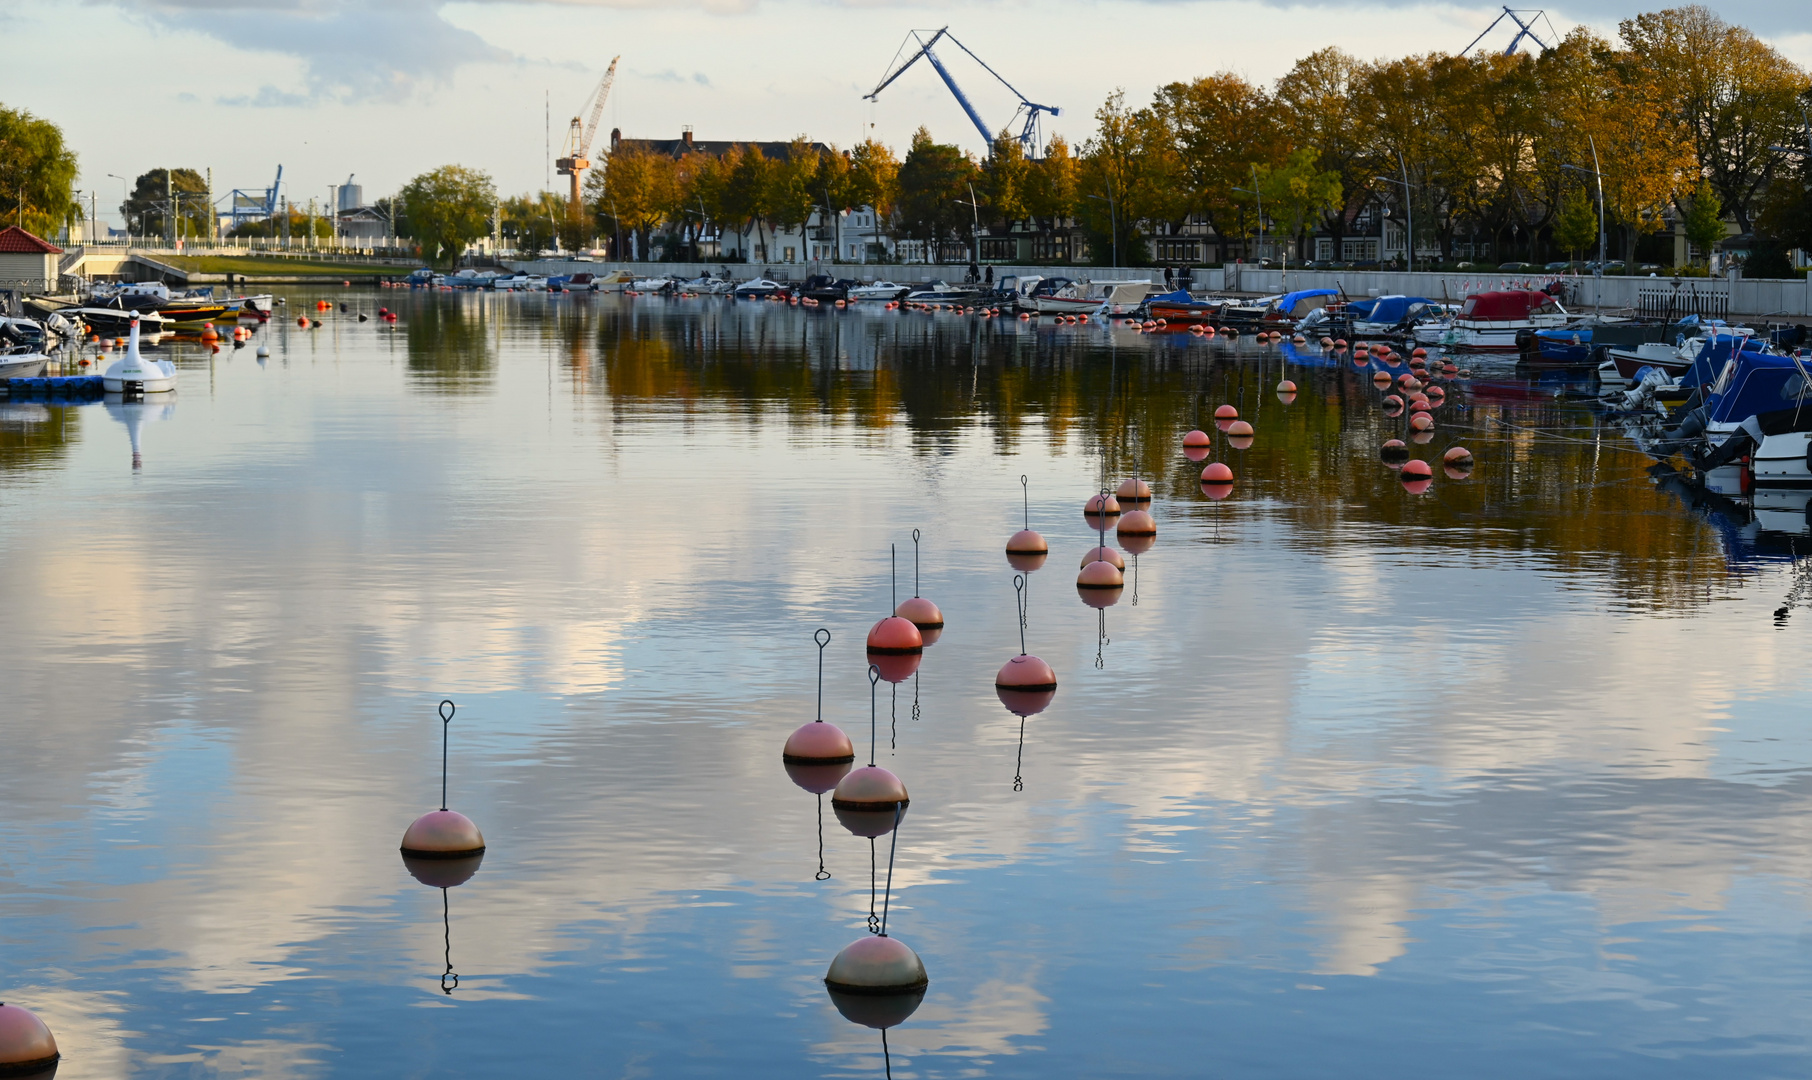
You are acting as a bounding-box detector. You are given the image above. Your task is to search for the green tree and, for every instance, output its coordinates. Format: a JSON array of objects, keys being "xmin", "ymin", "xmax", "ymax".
[
  {"xmin": 896, "ymin": 127, "xmax": 978, "ymax": 260},
  {"xmin": 980, "ymin": 132, "xmax": 1031, "ymax": 229},
  {"xmin": 398, "ymin": 165, "xmax": 497, "ymax": 266},
  {"xmin": 226, "ymin": 207, "xmax": 331, "ymax": 240},
  {"xmin": 1024, "ymin": 136, "xmax": 1077, "ymax": 235},
  {"xmin": 1254, "ymin": 147, "xmax": 1344, "ymax": 260},
  {"xmin": 0, "ymin": 105, "xmax": 78, "ymax": 238},
  {"xmin": 594, "ymin": 142, "xmax": 677, "ymax": 260},
  {"xmin": 124, "ymin": 168, "xmax": 210, "ymax": 240},
  {"xmin": 1682, "ymin": 178, "xmax": 1725, "ymax": 263},
  {"xmin": 1552, "ymin": 186, "xmax": 1598, "ymax": 259},
  {"xmin": 501, "ymin": 192, "xmax": 562, "ymax": 259}
]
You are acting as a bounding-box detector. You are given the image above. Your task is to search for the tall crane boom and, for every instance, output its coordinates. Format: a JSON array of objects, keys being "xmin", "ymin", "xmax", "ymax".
[
  {"xmin": 866, "ymin": 29, "xmax": 1059, "ymax": 158},
  {"xmin": 557, "ymin": 56, "xmax": 621, "ymax": 224}
]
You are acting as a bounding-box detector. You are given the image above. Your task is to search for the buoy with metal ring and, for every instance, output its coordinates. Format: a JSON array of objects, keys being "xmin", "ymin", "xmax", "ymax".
[{"xmin": 400, "ymin": 700, "xmax": 486, "ymax": 859}]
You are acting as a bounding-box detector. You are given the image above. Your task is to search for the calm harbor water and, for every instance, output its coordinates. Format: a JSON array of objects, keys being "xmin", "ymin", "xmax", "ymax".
[{"xmin": 4, "ymin": 288, "xmax": 1812, "ymax": 1078}]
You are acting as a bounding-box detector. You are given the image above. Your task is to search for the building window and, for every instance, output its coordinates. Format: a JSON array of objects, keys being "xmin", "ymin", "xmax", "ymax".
[
  {"xmin": 785, "ymin": 246, "xmax": 796, "ymax": 263},
  {"xmin": 1032, "ymin": 235, "xmax": 1069, "ymax": 262}
]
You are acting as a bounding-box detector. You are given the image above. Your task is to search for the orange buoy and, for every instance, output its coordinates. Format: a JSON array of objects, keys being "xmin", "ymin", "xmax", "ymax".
[
  {"xmin": 1400, "ymin": 458, "xmax": 1433, "ymax": 493},
  {"xmin": 1382, "ymin": 395, "xmax": 1404, "ymax": 414},
  {"xmin": 996, "ymin": 653, "xmax": 1057, "ymax": 692},
  {"xmin": 1083, "ymin": 493, "xmax": 1120, "ymax": 525},
  {"xmin": 1117, "ymin": 509, "xmax": 1156, "ymax": 537},
  {"xmin": 895, "ymin": 596, "xmax": 943, "ymax": 631},
  {"xmin": 832, "ymin": 759, "xmax": 907, "ymax": 812},
  {"xmin": 0, "ymin": 1003, "xmax": 59, "ymax": 1075},
  {"xmin": 1080, "ymin": 545, "xmax": 1125, "ymax": 570},
  {"xmin": 1214, "ymin": 404, "xmax": 1238, "ymax": 420},
  {"xmin": 1409, "ymin": 412, "xmax": 1434, "ymax": 431},
  {"xmin": 1114, "ymin": 477, "xmax": 1151, "ymax": 504},
  {"xmin": 1076, "ymin": 559, "xmax": 1124, "ymax": 589},
  {"xmin": 783, "ymin": 721, "xmax": 856, "ymax": 765},
  {"xmin": 1183, "ymin": 429, "xmax": 1213, "ymax": 448},
  {"xmin": 1372, "ymin": 372, "xmax": 1392, "ymax": 388},
  {"xmin": 1380, "ymin": 439, "xmax": 1409, "ymax": 465},
  {"xmin": 1277, "ymin": 379, "xmax": 1296, "ymax": 392},
  {"xmin": 1410, "ymin": 400, "xmax": 1432, "ymax": 413},
  {"xmin": 865, "ymin": 616, "xmax": 923, "ymax": 655},
  {"xmin": 1201, "ymin": 462, "xmax": 1234, "ymax": 484},
  {"xmin": 1226, "ymin": 420, "xmax": 1253, "ymax": 438}
]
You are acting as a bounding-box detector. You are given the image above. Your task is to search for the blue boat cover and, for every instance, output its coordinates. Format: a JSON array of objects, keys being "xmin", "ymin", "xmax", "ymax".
[
  {"xmin": 1148, "ymin": 289, "xmax": 1194, "ymax": 305},
  {"xmin": 1360, "ymin": 296, "xmax": 1435, "ymax": 325},
  {"xmin": 1705, "ymin": 350, "xmax": 1807, "ymax": 425},
  {"xmin": 1276, "ymin": 289, "xmax": 1338, "ymax": 312},
  {"xmin": 1343, "ymin": 298, "xmax": 1379, "ymax": 320}
]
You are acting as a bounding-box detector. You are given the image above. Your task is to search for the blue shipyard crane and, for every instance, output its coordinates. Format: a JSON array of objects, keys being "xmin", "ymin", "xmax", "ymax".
[
  {"xmin": 865, "ymin": 29, "xmax": 1059, "ymax": 158},
  {"xmin": 1463, "ymin": 7, "xmax": 1558, "ymax": 55}
]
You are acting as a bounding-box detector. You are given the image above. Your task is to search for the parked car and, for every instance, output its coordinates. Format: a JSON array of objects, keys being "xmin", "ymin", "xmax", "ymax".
[
  {"xmin": 1544, "ymin": 260, "xmax": 1578, "ymax": 272},
  {"xmin": 1498, "ymin": 261, "xmax": 1533, "ymax": 271}
]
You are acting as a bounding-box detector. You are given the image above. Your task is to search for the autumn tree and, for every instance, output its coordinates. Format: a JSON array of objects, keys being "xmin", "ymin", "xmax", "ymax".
[
  {"xmin": 1273, "ymin": 49, "xmax": 1372, "ymax": 254},
  {"xmin": 768, "ymin": 137, "xmax": 823, "ymax": 260},
  {"xmin": 0, "ymin": 105, "xmax": 78, "ymax": 238},
  {"xmin": 594, "ymin": 141, "xmax": 678, "ymax": 259},
  {"xmin": 1151, "ymin": 75, "xmax": 1279, "ymax": 257},
  {"xmin": 1621, "ymin": 6, "xmax": 1810, "ymax": 232}
]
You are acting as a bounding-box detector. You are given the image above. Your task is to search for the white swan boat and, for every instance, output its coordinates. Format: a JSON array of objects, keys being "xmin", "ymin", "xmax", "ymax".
[{"xmin": 102, "ymin": 316, "xmax": 176, "ymax": 394}]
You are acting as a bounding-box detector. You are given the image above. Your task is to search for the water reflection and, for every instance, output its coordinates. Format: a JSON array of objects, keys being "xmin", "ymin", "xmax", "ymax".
[
  {"xmin": 9, "ymin": 288, "xmax": 1812, "ymax": 1076},
  {"xmin": 0, "ymin": 401, "xmax": 80, "ymax": 478}
]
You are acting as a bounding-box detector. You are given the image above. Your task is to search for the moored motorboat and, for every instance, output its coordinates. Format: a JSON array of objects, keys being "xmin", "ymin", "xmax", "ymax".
[
  {"xmin": 848, "ymin": 280, "xmax": 912, "ymax": 302},
  {"xmin": 0, "ymin": 350, "xmax": 49, "ymax": 379},
  {"xmin": 1414, "ymin": 289, "xmax": 1568, "ymax": 351},
  {"xmin": 732, "ymin": 278, "xmax": 789, "ymax": 299}
]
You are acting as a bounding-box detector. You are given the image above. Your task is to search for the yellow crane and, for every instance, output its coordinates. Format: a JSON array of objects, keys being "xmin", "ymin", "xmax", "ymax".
[{"xmin": 556, "ymin": 56, "xmax": 620, "ymax": 222}]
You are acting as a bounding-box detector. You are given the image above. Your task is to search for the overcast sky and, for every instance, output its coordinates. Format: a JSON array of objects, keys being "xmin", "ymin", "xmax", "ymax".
[{"xmin": 5, "ymin": 0, "xmax": 1809, "ymax": 227}]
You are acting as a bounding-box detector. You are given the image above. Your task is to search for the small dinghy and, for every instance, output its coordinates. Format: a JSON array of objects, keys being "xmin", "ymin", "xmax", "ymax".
[{"xmin": 101, "ymin": 314, "xmax": 176, "ymax": 395}]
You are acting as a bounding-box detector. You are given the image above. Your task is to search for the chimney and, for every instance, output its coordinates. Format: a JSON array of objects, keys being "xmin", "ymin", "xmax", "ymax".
[
  {"xmin": 682, "ymin": 126, "xmax": 694, "ymax": 150},
  {"xmin": 610, "ymin": 127, "xmax": 621, "ymax": 151}
]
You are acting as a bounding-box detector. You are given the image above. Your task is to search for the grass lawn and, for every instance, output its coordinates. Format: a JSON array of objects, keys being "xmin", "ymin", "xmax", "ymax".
[{"xmin": 158, "ymin": 254, "xmax": 421, "ymax": 276}]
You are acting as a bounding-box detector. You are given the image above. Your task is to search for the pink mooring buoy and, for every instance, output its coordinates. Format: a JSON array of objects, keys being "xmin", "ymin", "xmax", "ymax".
[
  {"xmin": 400, "ymin": 700, "xmax": 486, "ymax": 859},
  {"xmin": 0, "ymin": 1003, "xmax": 58, "ymax": 1076},
  {"xmin": 784, "ymin": 628, "xmax": 856, "ymax": 773},
  {"xmin": 1007, "ymin": 474, "xmax": 1049, "ymax": 570},
  {"xmin": 894, "ymin": 529, "xmax": 943, "ymax": 631}
]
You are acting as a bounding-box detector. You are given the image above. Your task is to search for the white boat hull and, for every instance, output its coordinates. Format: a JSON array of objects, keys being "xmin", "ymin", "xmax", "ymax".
[
  {"xmin": 0, "ymin": 353, "xmax": 49, "ymax": 379},
  {"xmin": 1413, "ymin": 315, "xmax": 1567, "ymax": 351},
  {"xmin": 1755, "ymin": 432, "xmax": 1812, "ymax": 489}
]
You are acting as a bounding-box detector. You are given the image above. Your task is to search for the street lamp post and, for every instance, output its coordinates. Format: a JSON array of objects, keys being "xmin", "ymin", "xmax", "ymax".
[
  {"xmin": 1561, "ymin": 134, "xmax": 1608, "ymax": 311},
  {"xmin": 958, "ymin": 182, "xmax": 982, "ymax": 276},
  {"xmin": 107, "ymin": 173, "xmax": 130, "ymax": 242},
  {"xmin": 1372, "ymin": 170, "xmax": 1416, "ymax": 274}
]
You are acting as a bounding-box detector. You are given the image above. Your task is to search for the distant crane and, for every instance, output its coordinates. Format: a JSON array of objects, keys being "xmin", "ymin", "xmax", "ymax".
[
  {"xmin": 224, "ymin": 165, "xmax": 283, "ymax": 228},
  {"xmin": 556, "ymin": 56, "xmax": 620, "ymax": 221},
  {"xmin": 866, "ymin": 29, "xmax": 1059, "ymax": 158},
  {"xmin": 1463, "ymin": 7, "xmax": 1558, "ymax": 55}
]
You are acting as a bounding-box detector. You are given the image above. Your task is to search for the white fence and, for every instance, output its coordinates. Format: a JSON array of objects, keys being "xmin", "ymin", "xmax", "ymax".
[{"xmin": 494, "ymin": 258, "xmax": 1812, "ymax": 319}]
